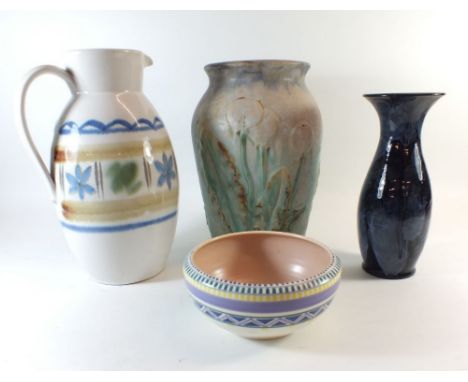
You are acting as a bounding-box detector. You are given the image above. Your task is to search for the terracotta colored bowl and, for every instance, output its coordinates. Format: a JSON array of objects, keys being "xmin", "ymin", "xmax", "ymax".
[{"xmin": 183, "ymin": 231, "xmax": 342, "ymax": 339}]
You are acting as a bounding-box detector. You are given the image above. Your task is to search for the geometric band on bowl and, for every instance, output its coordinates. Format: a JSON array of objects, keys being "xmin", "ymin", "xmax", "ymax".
[
  {"xmin": 183, "ymin": 252, "xmax": 342, "ymax": 299},
  {"xmin": 194, "ymin": 299, "xmax": 333, "ymax": 328}
]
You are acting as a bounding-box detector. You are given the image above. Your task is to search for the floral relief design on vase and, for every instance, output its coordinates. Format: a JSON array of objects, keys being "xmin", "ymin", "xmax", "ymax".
[
  {"xmin": 201, "ymin": 100, "xmax": 312, "ymax": 233},
  {"xmin": 193, "ymin": 60, "xmax": 322, "ymax": 237},
  {"xmin": 154, "ymin": 152, "xmax": 176, "ymax": 190},
  {"xmin": 107, "ymin": 161, "xmax": 142, "ymax": 195},
  {"xmin": 66, "ymin": 164, "xmax": 96, "ymax": 200}
]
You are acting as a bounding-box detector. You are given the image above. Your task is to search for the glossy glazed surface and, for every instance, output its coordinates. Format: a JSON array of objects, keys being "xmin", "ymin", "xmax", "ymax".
[
  {"xmin": 192, "ymin": 231, "xmax": 332, "ymax": 284},
  {"xmin": 358, "ymin": 93, "xmax": 444, "ymax": 278},
  {"xmin": 192, "ymin": 60, "xmax": 322, "ymax": 236}
]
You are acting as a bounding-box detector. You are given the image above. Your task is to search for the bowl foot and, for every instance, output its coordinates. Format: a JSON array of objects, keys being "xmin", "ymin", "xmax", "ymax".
[{"xmin": 214, "ymin": 320, "xmax": 310, "ymax": 340}]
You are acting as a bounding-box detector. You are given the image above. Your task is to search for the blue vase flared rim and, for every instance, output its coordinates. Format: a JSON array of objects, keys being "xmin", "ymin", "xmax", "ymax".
[{"xmin": 363, "ymin": 92, "xmax": 445, "ymax": 98}]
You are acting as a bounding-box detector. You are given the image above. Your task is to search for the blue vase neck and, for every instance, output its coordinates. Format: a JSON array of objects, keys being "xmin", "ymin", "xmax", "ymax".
[{"xmin": 365, "ymin": 93, "xmax": 444, "ymax": 143}]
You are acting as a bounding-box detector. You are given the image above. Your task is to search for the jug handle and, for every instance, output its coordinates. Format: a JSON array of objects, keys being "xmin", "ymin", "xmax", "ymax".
[{"xmin": 16, "ymin": 65, "xmax": 77, "ymax": 202}]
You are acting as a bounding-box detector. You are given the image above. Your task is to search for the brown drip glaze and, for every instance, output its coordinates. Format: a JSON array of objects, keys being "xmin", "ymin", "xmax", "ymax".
[{"xmin": 192, "ymin": 232, "xmax": 333, "ymax": 284}]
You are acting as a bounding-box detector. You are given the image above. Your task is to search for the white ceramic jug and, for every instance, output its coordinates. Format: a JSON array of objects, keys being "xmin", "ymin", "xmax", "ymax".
[{"xmin": 16, "ymin": 49, "xmax": 179, "ymax": 285}]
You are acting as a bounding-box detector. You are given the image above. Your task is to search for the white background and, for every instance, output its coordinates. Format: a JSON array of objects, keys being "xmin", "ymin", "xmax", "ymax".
[{"xmin": 0, "ymin": 11, "xmax": 467, "ymax": 370}]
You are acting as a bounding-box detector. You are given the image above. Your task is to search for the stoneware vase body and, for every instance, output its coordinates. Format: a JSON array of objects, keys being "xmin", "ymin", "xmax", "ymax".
[
  {"xmin": 358, "ymin": 93, "xmax": 444, "ymax": 279},
  {"xmin": 17, "ymin": 49, "xmax": 179, "ymax": 285},
  {"xmin": 192, "ymin": 60, "xmax": 322, "ymax": 237}
]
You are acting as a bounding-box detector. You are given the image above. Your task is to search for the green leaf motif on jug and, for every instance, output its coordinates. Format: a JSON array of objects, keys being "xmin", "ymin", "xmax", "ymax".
[{"xmin": 107, "ymin": 161, "xmax": 142, "ymax": 195}]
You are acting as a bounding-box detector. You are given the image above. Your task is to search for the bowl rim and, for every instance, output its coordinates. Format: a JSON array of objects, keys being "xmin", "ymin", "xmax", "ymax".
[{"xmin": 183, "ymin": 231, "xmax": 342, "ymax": 296}]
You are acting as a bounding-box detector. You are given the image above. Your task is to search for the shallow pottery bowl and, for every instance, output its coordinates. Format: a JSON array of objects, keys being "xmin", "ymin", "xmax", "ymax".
[{"xmin": 183, "ymin": 231, "xmax": 342, "ymax": 339}]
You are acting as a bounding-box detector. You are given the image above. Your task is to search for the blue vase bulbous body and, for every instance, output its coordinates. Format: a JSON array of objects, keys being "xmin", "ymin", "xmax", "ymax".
[{"xmin": 358, "ymin": 93, "xmax": 444, "ymax": 279}]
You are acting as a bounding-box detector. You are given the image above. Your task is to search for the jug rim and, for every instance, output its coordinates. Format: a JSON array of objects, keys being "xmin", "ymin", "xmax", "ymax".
[
  {"xmin": 64, "ymin": 48, "xmax": 152, "ymax": 91},
  {"xmin": 66, "ymin": 48, "xmax": 146, "ymax": 56}
]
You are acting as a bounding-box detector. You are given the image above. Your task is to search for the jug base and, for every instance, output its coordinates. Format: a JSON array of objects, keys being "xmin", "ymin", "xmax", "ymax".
[
  {"xmin": 90, "ymin": 266, "xmax": 166, "ymax": 285},
  {"xmin": 63, "ymin": 216, "xmax": 176, "ymax": 286}
]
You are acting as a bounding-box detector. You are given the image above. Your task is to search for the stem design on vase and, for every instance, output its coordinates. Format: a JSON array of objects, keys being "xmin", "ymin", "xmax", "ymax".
[
  {"xmin": 198, "ymin": 125, "xmax": 310, "ymax": 234},
  {"xmin": 238, "ymin": 130, "xmax": 256, "ymax": 229},
  {"xmin": 200, "ymin": 129, "xmax": 247, "ymax": 234}
]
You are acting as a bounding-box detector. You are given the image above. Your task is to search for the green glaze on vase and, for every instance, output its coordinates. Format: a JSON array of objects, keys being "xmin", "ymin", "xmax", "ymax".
[{"xmin": 192, "ymin": 60, "xmax": 322, "ymax": 236}]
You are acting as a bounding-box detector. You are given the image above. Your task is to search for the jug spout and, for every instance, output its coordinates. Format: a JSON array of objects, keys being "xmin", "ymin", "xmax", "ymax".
[
  {"xmin": 144, "ymin": 54, "xmax": 153, "ymax": 67},
  {"xmin": 65, "ymin": 49, "xmax": 152, "ymax": 92}
]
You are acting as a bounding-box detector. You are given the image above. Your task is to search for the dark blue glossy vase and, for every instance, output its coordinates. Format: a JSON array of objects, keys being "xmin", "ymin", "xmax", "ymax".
[{"xmin": 358, "ymin": 93, "xmax": 444, "ymax": 279}]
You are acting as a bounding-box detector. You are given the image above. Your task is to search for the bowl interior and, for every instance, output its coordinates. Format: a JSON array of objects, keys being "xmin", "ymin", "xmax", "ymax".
[{"xmin": 191, "ymin": 232, "xmax": 333, "ymax": 284}]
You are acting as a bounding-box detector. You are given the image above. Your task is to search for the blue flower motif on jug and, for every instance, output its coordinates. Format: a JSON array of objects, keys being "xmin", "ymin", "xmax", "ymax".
[
  {"xmin": 66, "ymin": 164, "xmax": 96, "ymax": 200},
  {"xmin": 154, "ymin": 153, "xmax": 176, "ymax": 190}
]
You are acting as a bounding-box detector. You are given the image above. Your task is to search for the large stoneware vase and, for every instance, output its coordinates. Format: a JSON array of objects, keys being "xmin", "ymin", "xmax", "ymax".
[
  {"xmin": 358, "ymin": 93, "xmax": 444, "ymax": 279},
  {"xmin": 192, "ymin": 60, "xmax": 322, "ymax": 237},
  {"xmin": 17, "ymin": 49, "xmax": 179, "ymax": 285}
]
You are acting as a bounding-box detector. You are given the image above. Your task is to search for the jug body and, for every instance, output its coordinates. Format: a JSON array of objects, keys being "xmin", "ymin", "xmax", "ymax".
[{"xmin": 17, "ymin": 49, "xmax": 178, "ymax": 284}]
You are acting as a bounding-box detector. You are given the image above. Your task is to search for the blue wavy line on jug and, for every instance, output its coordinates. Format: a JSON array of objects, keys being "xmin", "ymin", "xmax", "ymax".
[
  {"xmin": 60, "ymin": 210, "xmax": 177, "ymax": 233},
  {"xmin": 58, "ymin": 117, "xmax": 165, "ymax": 135}
]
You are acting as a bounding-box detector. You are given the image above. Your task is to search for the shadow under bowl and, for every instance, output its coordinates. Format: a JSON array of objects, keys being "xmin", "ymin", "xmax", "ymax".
[{"xmin": 183, "ymin": 231, "xmax": 342, "ymax": 339}]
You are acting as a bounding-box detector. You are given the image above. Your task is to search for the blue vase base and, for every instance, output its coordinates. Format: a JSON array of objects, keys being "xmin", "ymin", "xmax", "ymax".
[{"xmin": 362, "ymin": 264, "xmax": 416, "ymax": 279}]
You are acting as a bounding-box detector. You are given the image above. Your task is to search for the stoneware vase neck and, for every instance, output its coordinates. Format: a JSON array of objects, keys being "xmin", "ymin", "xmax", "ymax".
[
  {"xmin": 65, "ymin": 49, "xmax": 153, "ymax": 93},
  {"xmin": 204, "ymin": 60, "xmax": 310, "ymax": 87}
]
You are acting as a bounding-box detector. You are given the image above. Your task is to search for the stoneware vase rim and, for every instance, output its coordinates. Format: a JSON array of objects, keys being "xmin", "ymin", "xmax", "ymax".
[{"xmin": 204, "ymin": 59, "xmax": 310, "ymax": 71}]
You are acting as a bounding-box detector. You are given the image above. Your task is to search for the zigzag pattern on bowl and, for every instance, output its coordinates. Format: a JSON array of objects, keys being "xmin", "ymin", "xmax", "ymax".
[{"xmin": 195, "ymin": 299, "xmax": 332, "ymax": 328}]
